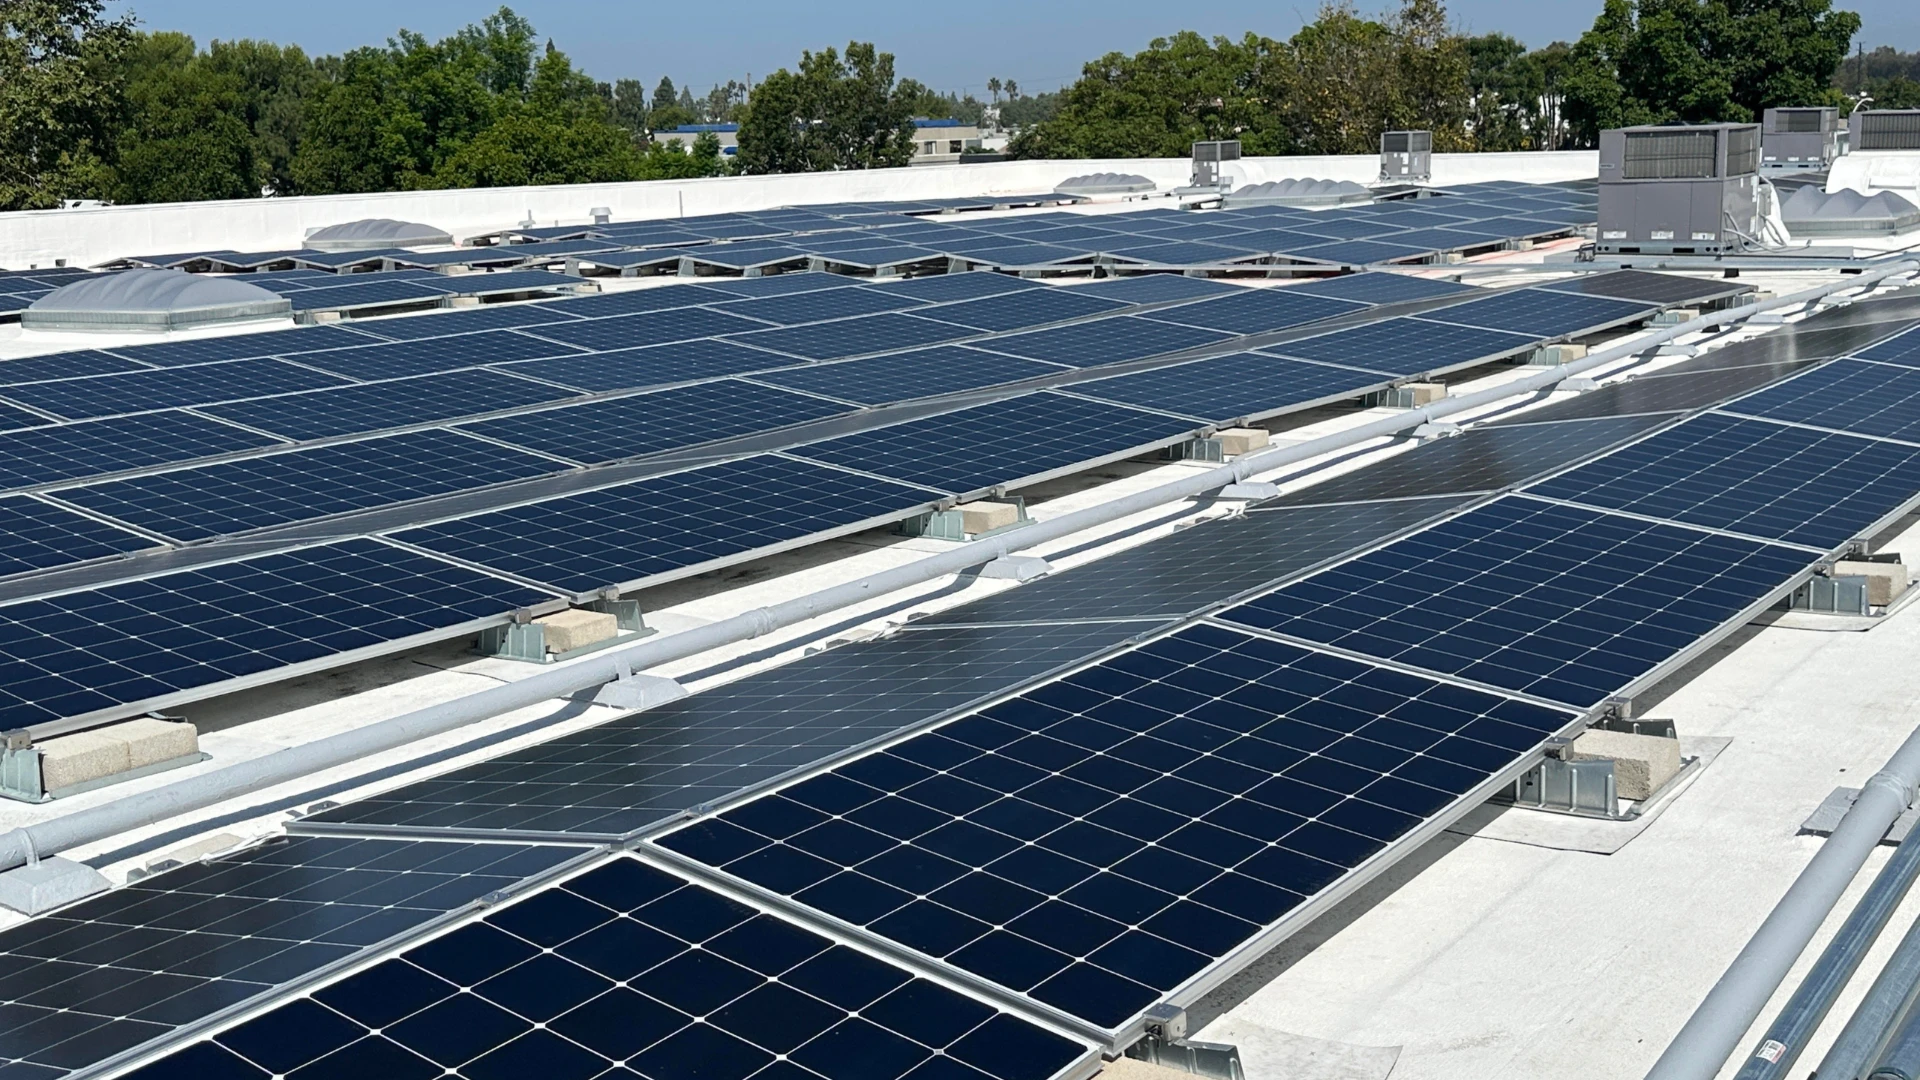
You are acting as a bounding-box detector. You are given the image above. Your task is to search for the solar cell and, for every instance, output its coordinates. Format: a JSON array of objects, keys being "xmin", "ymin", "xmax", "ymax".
[
  {"xmin": 726, "ymin": 311, "xmax": 977, "ymax": 360},
  {"xmin": 458, "ymin": 380, "xmax": 859, "ymax": 465},
  {"xmin": 499, "ymin": 338, "xmax": 803, "ymax": 393},
  {"xmin": 523, "ymin": 306, "xmax": 769, "ymax": 351},
  {"xmin": 1414, "ymin": 288, "xmax": 1654, "ymax": 337},
  {"xmin": 1287, "ymin": 273, "xmax": 1480, "ymax": 306},
  {"xmin": 1720, "ymin": 359, "xmax": 1920, "ymax": 443},
  {"xmin": 53, "ymin": 429, "xmax": 566, "ymax": 542},
  {"xmin": 1270, "ymin": 318, "xmax": 1539, "ymax": 376},
  {"xmin": 0, "ymin": 401, "xmax": 52, "ymax": 431},
  {"xmin": 787, "ymin": 392, "xmax": 1202, "ymax": 496},
  {"xmin": 719, "ymin": 285, "xmax": 930, "ymax": 326},
  {"xmin": 1067, "ymin": 276, "xmax": 1244, "ymax": 304},
  {"xmin": 0, "ymin": 412, "xmax": 282, "ymax": 493},
  {"xmin": 0, "ymin": 836, "xmax": 580, "ymax": 1079},
  {"xmin": 658, "ymin": 622, "xmax": 1575, "ymax": 1030},
  {"xmin": 203, "ymin": 370, "xmax": 576, "ymax": 441},
  {"xmin": 1220, "ymin": 495, "xmax": 1815, "ymax": 707},
  {"xmin": 1537, "ymin": 270, "xmax": 1752, "ymax": 307},
  {"xmin": 0, "ymin": 538, "xmax": 556, "ymax": 730},
  {"xmin": 0, "ymin": 360, "xmax": 353, "ymax": 421},
  {"xmin": 863, "ymin": 272, "xmax": 1046, "ymax": 303},
  {"xmin": 982, "ymin": 317, "xmax": 1234, "ymax": 368},
  {"xmin": 0, "ymin": 495, "xmax": 156, "ymax": 576},
  {"xmin": 949, "ymin": 243, "xmax": 1094, "ymax": 270},
  {"xmin": 391, "ymin": 456, "xmax": 943, "ymax": 596},
  {"xmin": 694, "ymin": 273, "xmax": 868, "ymax": 298},
  {"xmin": 1144, "ymin": 289, "xmax": 1366, "ymax": 336},
  {"xmin": 116, "ymin": 855, "xmax": 1095, "ymax": 1080},
  {"xmin": 1283, "ymin": 239, "xmax": 1438, "ymax": 266},
  {"xmin": 347, "ymin": 303, "xmax": 582, "ymax": 341},
  {"xmin": 1858, "ymin": 327, "xmax": 1920, "ymax": 368},
  {"xmin": 105, "ymin": 325, "xmax": 378, "ymax": 367},
  {"xmin": 1069, "ymin": 353, "xmax": 1378, "ymax": 424},
  {"xmin": 532, "ymin": 285, "xmax": 737, "ymax": 320},
  {"xmin": 288, "ymin": 331, "xmax": 583, "ymax": 381},
  {"xmin": 1526, "ymin": 412, "xmax": 1920, "ymax": 550},
  {"xmin": 751, "ymin": 346, "xmax": 1066, "ymax": 406},
  {"xmin": 924, "ymin": 289, "xmax": 1132, "ymax": 333},
  {"xmin": 0, "ymin": 352, "xmax": 150, "ymax": 387}
]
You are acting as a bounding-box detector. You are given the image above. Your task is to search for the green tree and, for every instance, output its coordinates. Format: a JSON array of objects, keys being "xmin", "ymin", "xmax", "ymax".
[
  {"xmin": 646, "ymin": 74, "xmax": 695, "ymax": 130},
  {"xmin": 734, "ymin": 41, "xmax": 918, "ymax": 173},
  {"xmin": 636, "ymin": 131, "xmax": 729, "ymax": 179},
  {"xmin": 999, "ymin": 89, "xmax": 1061, "ymax": 128},
  {"xmin": 607, "ymin": 77, "xmax": 649, "ymax": 135},
  {"xmin": 896, "ymin": 79, "xmax": 985, "ymax": 125},
  {"xmin": 0, "ymin": 0, "xmax": 134, "ymax": 210},
  {"xmin": 201, "ymin": 39, "xmax": 317, "ymax": 195},
  {"xmin": 110, "ymin": 32, "xmax": 258, "ymax": 203},
  {"xmin": 1278, "ymin": 4, "xmax": 1401, "ymax": 154}
]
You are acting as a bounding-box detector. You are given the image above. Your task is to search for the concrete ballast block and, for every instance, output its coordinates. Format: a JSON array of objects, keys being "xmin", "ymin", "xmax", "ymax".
[
  {"xmin": 38, "ymin": 732, "xmax": 132, "ymax": 792},
  {"xmin": 1531, "ymin": 343, "xmax": 1588, "ymax": 366},
  {"xmin": 1403, "ymin": 382, "xmax": 1447, "ymax": 406},
  {"xmin": 1216, "ymin": 427, "xmax": 1270, "ymax": 456},
  {"xmin": 107, "ymin": 718, "xmax": 198, "ymax": 769},
  {"xmin": 1566, "ymin": 728, "xmax": 1681, "ymax": 801},
  {"xmin": 535, "ymin": 609, "xmax": 620, "ymax": 653},
  {"xmin": 1835, "ymin": 560, "xmax": 1910, "ymax": 607},
  {"xmin": 958, "ymin": 501, "xmax": 1021, "ymax": 535}
]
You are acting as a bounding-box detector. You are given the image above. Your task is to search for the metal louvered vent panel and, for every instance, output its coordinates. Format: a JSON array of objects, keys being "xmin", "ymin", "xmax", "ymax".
[
  {"xmin": 1726, "ymin": 126, "xmax": 1761, "ymax": 176},
  {"xmin": 1622, "ymin": 131, "xmax": 1719, "ymax": 179},
  {"xmin": 1857, "ymin": 111, "xmax": 1920, "ymax": 151}
]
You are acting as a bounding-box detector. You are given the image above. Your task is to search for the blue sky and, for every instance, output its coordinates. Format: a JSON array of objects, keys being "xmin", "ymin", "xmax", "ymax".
[{"xmin": 113, "ymin": 0, "xmax": 1920, "ymax": 98}]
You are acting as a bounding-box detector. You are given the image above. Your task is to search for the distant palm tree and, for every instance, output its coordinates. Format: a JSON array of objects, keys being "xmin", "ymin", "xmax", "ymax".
[
  {"xmin": 1005, "ymin": 79, "xmax": 1019, "ymax": 99},
  {"xmin": 987, "ymin": 76, "xmax": 1002, "ymax": 104}
]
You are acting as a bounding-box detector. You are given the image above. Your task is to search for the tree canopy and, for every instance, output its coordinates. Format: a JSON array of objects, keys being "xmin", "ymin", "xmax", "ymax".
[{"xmin": 733, "ymin": 42, "xmax": 918, "ymax": 174}]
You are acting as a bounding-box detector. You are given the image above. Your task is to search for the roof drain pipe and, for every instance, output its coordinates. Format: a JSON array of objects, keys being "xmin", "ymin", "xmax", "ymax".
[
  {"xmin": 1726, "ymin": 822, "xmax": 1920, "ymax": 1080},
  {"xmin": 0, "ymin": 260, "xmax": 1912, "ymax": 879},
  {"xmin": 1817, "ymin": 909, "xmax": 1920, "ymax": 1080},
  {"xmin": 1645, "ymin": 726, "xmax": 1920, "ymax": 1080},
  {"xmin": 1870, "ymin": 999, "xmax": 1920, "ymax": 1080}
]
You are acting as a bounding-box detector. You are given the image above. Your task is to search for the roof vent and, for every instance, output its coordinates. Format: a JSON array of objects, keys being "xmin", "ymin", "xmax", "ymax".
[
  {"xmin": 22, "ymin": 270, "xmax": 290, "ymax": 332},
  {"xmin": 304, "ymin": 218, "xmax": 453, "ymax": 252},
  {"xmin": 1055, "ymin": 173, "xmax": 1157, "ymax": 195},
  {"xmin": 1780, "ymin": 185, "xmax": 1920, "ymax": 236},
  {"xmin": 1222, "ymin": 178, "xmax": 1372, "ymax": 208},
  {"xmin": 590, "ymin": 207, "xmax": 612, "ymax": 224}
]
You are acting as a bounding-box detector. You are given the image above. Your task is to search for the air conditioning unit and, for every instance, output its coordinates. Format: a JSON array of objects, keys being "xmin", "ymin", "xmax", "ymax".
[
  {"xmin": 1597, "ymin": 123, "xmax": 1762, "ymax": 254},
  {"xmin": 1761, "ymin": 107, "xmax": 1839, "ymax": 172},
  {"xmin": 1854, "ymin": 110, "xmax": 1920, "ymax": 151},
  {"xmin": 1190, "ymin": 141, "xmax": 1241, "ymax": 190},
  {"xmin": 1380, "ymin": 131, "xmax": 1433, "ymax": 183},
  {"xmin": 1827, "ymin": 110, "xmax": 1920, "ymax": 198}
]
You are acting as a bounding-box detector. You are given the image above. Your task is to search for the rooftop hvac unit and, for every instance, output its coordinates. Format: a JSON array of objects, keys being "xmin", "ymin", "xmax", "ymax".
[
  {"xmin": 1597, "ymin": 123, "xmax": 1762, "ymax": 254},
  {"xmin": 1190, "ymin": 140, "xmax": 1241, "ymax": 189},
  {"xmin": 1761, "ymin": 107, "xmax": 1839, "ymax": 172},
  {"xmin": 1380, "ymin": 131, "xmax": 1433, "ymax": 183},
  {"xmin": 1854, "ymin": 110, "xmax": 1920, "ymax": 152},
  {"xmin": 1825, "ymin": 110, "xmax": 1920, "ymax": 199}
]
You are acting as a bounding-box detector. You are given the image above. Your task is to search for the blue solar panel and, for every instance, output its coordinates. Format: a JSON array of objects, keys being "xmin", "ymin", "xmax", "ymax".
[
  {"xmin": 726, "ymin": 312, "xmax": 976, "ymax": 360},
  {"xmin": 348, "ymin": 303, "xmax": 583, "ymax": 341},
  {"xmin": 0, "ymin": 401, "xmax": 50, "ymax": 431},
  {"xmin": 498, "ymin": 338, "xmax": 802, "ymax": 393},
  {"xmin": 1721, "ymin": 359, "xmax": 1920, "ymax": 443},
  {"xmin": 921, "ymin": 289, "xmax": 1131, "ymax": 333},
  {"xmin": 1070, "ymin": 353, "xmax": 1382, "ymax": 424},
  {"xmin": 718, "ymin": 286, "xmax": 930, "ymax": 326},
  {"xmin": 752, "ymin": 346, "xmax": 1066, "ymax": 406},
  {"xmin": 1289, "ymin": 273, "xmax": 1480, "ymax": 306},
  {"xmin": 0, "ymin": 495, "xmax": 156, "ymax": 576},
  {"xmin": 1275, "ymin": 216, "xmax": 1401, "ymax": 241},
  {"xmin": 1284, "ymin": 239, "xmax": 1438, "ymax": 266},
  {"xmin": 54, "ymin": 430, "xmax": 566, "ymax": 542},
  {"xmin": 1220, "ymin": 495, "xmax": 1815, "ymax": 708},
  {"xmin": 981, "ymin": 317, "xmax": 1234, "ymax": 368},
  {"xmin": 0, "ymin": 538, "xmax": 555, "ymax": 730},
  {"xmin": 788, "ymin": 392, "xmax": 1202, "ymax": 496},
  {"xmin": 391, "ymin": 456, "xmax": 942, "ymax": 595},
  {"xmin": 0, "ymin": 360, "xmax": 353, "ymax": 422},
  {"xmin": 658, "ymin": 622, "xmax": 1574, "ymax": 1031},
  {"xmin": 695, "ymin": 273, "xmax": 867, "ymax": 298},
  {"xmin": 1144, "ymin": 289, "xmax": 1366, "ymax": 336},
  {"xmin": 949, "ymin": 242, "xmax": 1092, "ymax": 269},
  {"xmin": 291, "ymin": 331, "xmax": 584, "ymax": 381},
  {"xmin": 204, "ymin": 370, "xmax": 576, "ymax": 441},
  {"xmin": 117, "ymin": 855, "xmax": 1094, "ymax": 1080},
  {"xmin": 0, "ymin": 412, "xmax": 283, "ymax": 492},
  {"xmin": 813, "ymin": 244, "xmax": 946, "ymax": 270},
  {"xmin": 575, "ymin": 248, "xmax": 687, "ymax": 270},
  {"xmin": 105, "ymin": 325, "xmax": 378, "ymax": 367},
  {"xmin": 1858, "ymin": 327, "xmax": 1920, "ymax": 368},
  {"xmin": 1526, "ymin": 412, "xmax": 1920, "ymax": 550},
  {"xmin": 534, "ymin": 285, "xmax": 737, "ymax": 319},
  {"xmin": 1068, "ymin": 276, "xmax": 1244, "ymax": 304},
  {"xmin": 678, "ymin": 243, "xmax": 811, "ymax": 270},
  {"xmin": 864, "ymin": 273, "xmax": 1046, "ymax": 303},
  {"xmin": 458, "ymin": 380, "xmax": 859, "ymax": 465},
  {"xmin": 522, "ymin": 306, "xmax": 768, "ymax": 351},
  {"xmin": 285, "ymin": 279, "xmax": 450, "ymax": 312},
  {"xmin": 1101, "ymin": 241, "xmax": 1265, "ymax": 266},
  {"xmin": 0, "ymin": 352, "xmax": 149, "ymax": 386},
  {"xmin": 440, "ymin": 270, "xmax": 582, "ymax": 295},
  {"xmin": 1270, "ymin": 318, "xmax": 1539, "ymax": 376},
  {"xmin": 1415, "ymin": 288, "xmax": 1655, "ymax": 337}
]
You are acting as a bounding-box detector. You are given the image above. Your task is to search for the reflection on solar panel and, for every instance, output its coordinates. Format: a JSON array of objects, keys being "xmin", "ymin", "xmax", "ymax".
[
  {"xmin": 727, "ymin": 312, "xmax": 976, "ymax": 360},
  {"xmin": 499, "ymin": 338, "xmax": 803, "ymax": 393},
  {"xmin": 0, "ymin": 836, "xmax": 581, "ymax": 1078},
  {"xmin": 866, "ymin": 273, "xmax": 1045, "ymax": 303},
  {"xmin": 1414, "ymin": 289, "xmax": 1653, "ymax": 337},
  {"xmin": 203, "ymin": 370, "xmax": 576, "ymax": 441},
  {"xmin": 121, "ymin": 856, "xmax": 1095, "ymax": 1080},
  {"xmin": 1220, "ymin": 495, "xmax": 1813, "ymax": 708},
  {"xmin": 1289, "ymin": 273, "xmax": 1479, "ymax": 306},
  {"xmin": 659, "ymin": 622, "xmax": 1574, "ymax": 1030},
  {"xmin": 349, "ymin": 303, "xmax": 581, "ymax": 341},
  {"xmin": 1722, "ymin": 359, "xmax": 1920, "ymax": 443},
  {"xmin": 788, "ymin": 393, "xmax": 1202, "ymax": 496},
  {"xmin": 0, "ymin": 538, "xmax": 554, "ymax": 730},
  {"xmin": 1, "ymin": 360, "xmax": 353, "ymax": 421},
  {"xmin": 308, "ymin": 620, "xmax": 1159, "ymax": 835},
  {"xmin": 1271, "ymin": 318, "xmax": 1538, "ymax": 376},
  {"xmin": 53, "ymin": 429, "xmax": 565, "ymax": 541},
  {"xmin": 1067, "ymin": 277, "xmax": 1244, "ymax": 305},
  {"xmin": 752, "ymin": 346, "xmax": 1065, "ymax": 406},
  {"xmin": 1527, "ymin": 412, "xmax": 1920, "ymax": 550},
  {"xmin": 720, "ymin": 286, "xmax": 930, "ymax": 326},
  {"xmin": 292, "ymin": 331, "xmax": 583, "ymax": 381},
  {"xmin": 0, "ymin": 412, "xmax": 282, "ymax": 493},
  {"xmin": 982, "ymin": 317, "xmax": 1234, "ymax": 368},
  {"xmin": 0, "ymin": 351, "xmax": 148, "ymax": 385},
  {"xmin": 1146, "ymin": 289, "xmax": 1365, "ymax": 336},
  {"xmin": 0, "ymin": 495, "xmax": 155, "ymax": 576},
  {"xmin": 1069, "ymin": 353, "xmax": 1378, "ymax": 423},
  {"xmin": 523, "ymin": 306, "xmax": 768, "ymax": 352},
  {"xmin": 391, "ymin": 456, "xmax": 942, "ymax": 596},
  {"xmin": 458, "ymin": 381, "xmax": 859, "ymax": 465},
  {"xmin": 1858, "ymin": 328, "xmax": 1920, "ymax": 368}
]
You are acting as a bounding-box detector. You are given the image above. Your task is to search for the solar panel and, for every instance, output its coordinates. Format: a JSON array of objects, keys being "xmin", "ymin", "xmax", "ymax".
[
  {"xmin": 533, "ymin": 285, "xmax": 737, "ymax": 319},
  {"xmin": 0, "ymin": 495, "xmax": 156, "ymax": 576},
  {"xmin": 1145, "ymin": 289, "xmax": 1366, "ymax": 336},
  {"xmin": 390, "ymin": 456, "xmax": 943, "ymax": 596},
  {"xmin": 1071, "ymin": 353, "xmax": 1378, "ymax": 424},
  {"xmin": 1535, "ymin": 271, "xmax": 1751, "ymax": 308},
  {"xmin": 718, "ymin": 286, "xmax": 930, "ymax": 326},
  {"xmin": 347, "ymin": 303, "xmax": 583, "ymax": 341},
  {"xmin": 751, "ymin": 345, "xmax": 1066, "ymax": 406},
  {"xmin": 306, "ymin": 619, "xmax": 1159, "ymax": 835},
  {"xmin": 677, "ymin": 244, "xmax": 812, "ymax": 271},
  {"xmin": 521, "ymin": 306, "xmax": 769, "ymax": 352},
  {"xmin": 864, "ymin": 273, "xmax": 1047, "ymax": 304},
  {"xmin": 1414, "ymin": 288, "xmax": 1655, "ymax": 337},
  {"xmin": 695, "ymin": 273, "xmax": 868, "ymax": 298},
  {"xmin": 1283, "ymin": 239, "xmax": 1438, "ymax": 266},
  {"xmin": 787, "ymin": 392, "xmax": 1202, "ymax": 496},
  {"xmin": 499, "ymin": 338, "xmax": 803, "ymax": 393},
  {"xmin": 1720, "ymin": 358, "xmax": 1920, "ymax": 443},
  {"xmin": 573, "ymin": 248, "xmax": 687, "ymax": 271},
  {"xmin": 1066, "ymin": 276, "xmax": 1244, "ymax": 304},
  {"xmin": 1288, "ymin": 273, "xmax": 1480, "ymax": 306},
  {"xmin": 0, "ymin": 360, "xmax": 354, "ymax": 422},
  {"xmin": 811, "ymin": 244, "xmax": 947, "ymax": 271},
  {"xmin": 1270, "ymin": 318, "xmax": 1539, "ymax": 376},
  {"xmin": 917, "ymin": 290, "xmax": 1132, "ymax": 334},
  {"xmin": 0, "ymin": 538, "xmax": 555, "ymax": 730},
  {"xmin": 0, "ymin": 836, "xmax": 582, "ymax": 1078},
  {"xmin": 948, "ymin": 242, "xmax": 1093, "ymax": 270},
  {"xmin": 1526, "ymin": 412, "xmax": 1920, "ymax": 550},
  {"xmin": 982, "ymin": 317, "xmax": 1234, "ymax": 368},
  {"xmin": 118, "ymin": 855, "xmax": 1096, "ymax": 1080},
  {"xmin": 457, "ymin": 381, "xmax": 859, "ymax": 466},
  {"xmin": 0, "ymin": 401, "xmax": 51, "ymax": 431},
  {"xmin": 1491, "ymin": 360, "xmax": 1822, "ymax": 426},
  {"xmin": 1858, "ymin": 328, "xmax": 1920, "ymax": 368},
  {"xmin": 1277, "ymin": 215, "xmax": 1403, "ymax": 241},
  {"xmin": 0, "ymin": 351, "xmax": 149, "ymax": 386},
  {"xmin": 289, "ymin": 331, "xmax": 581, "ymax": 381},
  {"xmin": 52, "ymin": 429, "xmax": 566, "ymax": 542},
  {"xmin": 203, "ymin": 370, "xmax": 577, "ymax": 441},
  {"xmin": 1100, "ymin": 241, "xmax": 1265, "ymax": 266},
  {"xmin": 0, "ymin": 412, "xmax": 282, "ymax": 493},
  {"xmin": 1219, "ymin": 495, "xmax": 1814, "ymax": 708},
  {"xmin": 105, "ymin": 325, "xmax": 379, "ymax": 367},
  {"xmin": 285, "ymin": 279, "xmax": 449, "ymax": 312},
  {"xmin": 726, "ymin": 312, "xmax": 977, "ymax": 360},
  {"xmin": 657, "ymin": 622, "xmax": 1575, "ymax": 1031}
]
